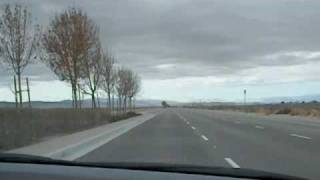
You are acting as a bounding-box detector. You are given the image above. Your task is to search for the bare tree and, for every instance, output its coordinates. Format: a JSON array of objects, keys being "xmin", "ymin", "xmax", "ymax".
[
  {"xmin": 42, "ymin": 8, "xmax": 98, "ymax": 108},
  {"xmin": 128, "ymin": 72, "xmax": 141, "ymax": 111},
  {"xmin": 79, "ymin": 43, "xmax": 102, "ymax": 108},
  {"xmin": 115, "ymin": 67, "xmax": 123, "ymax": 112},
  {"xmin": 101, "ymin": 53, "xmax": 116, "ymax": 109},
  {"xmin": 114, "ymin": 67, "xmax": 141, "ymax": 112},
  {"xmin": 0, "ymin": 4, "xmax": 40, "ymax": 108},
  {"xmin": 115, "ymin": 67, "xmax": 129, "ymax": 112},
  {"xmin": 114, "ymin": 65, "xmax": 142, "ymax": 113}
]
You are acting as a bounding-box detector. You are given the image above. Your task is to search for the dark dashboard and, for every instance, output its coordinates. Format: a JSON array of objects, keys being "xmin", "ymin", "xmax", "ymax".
[
  {"xmin": 0, "ymin": 154, "xmax": 306, "ymax": 180},
  {"xmin": 0, "ymin": 162, "xmax": 245, "ymax": 180}
]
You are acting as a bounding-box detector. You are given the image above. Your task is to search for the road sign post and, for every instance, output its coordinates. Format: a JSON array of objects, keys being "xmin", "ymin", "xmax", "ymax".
[{"xmin": 244, "ymin": 89, "xmax": 247, "ymax": 105}]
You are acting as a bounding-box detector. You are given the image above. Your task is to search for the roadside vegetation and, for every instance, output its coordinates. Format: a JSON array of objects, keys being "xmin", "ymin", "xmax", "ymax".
[
  {"xmin": 0, "ymin": 4, "xmax": 142, "ymax": 150},
  {"xmin": 161, "ymin": 101, "xmax": 170, "ymax": 108},
  {"xmin": 0, "ymin": 4, "xmax": 141, "ymax": 111},
  {"xmin": 187, "ymin": 101, "xmax": 320, "ymax": 118},
  {"xmin": 0, "ymin": 108, "xmax": 140, "ymax": 151}
]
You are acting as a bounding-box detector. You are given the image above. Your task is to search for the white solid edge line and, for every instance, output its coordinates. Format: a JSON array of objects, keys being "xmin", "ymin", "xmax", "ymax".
[
  {"xmin": 225, "ymin": 158, "xmax": 240, "ymax": 168},
  {"xmin": 290, "ymin": 134, "xmax": 312, "ymax": 140},
  {"xmin": 201, "ymin": 135, "xmax": 208, "ymax": 141},
  {"xmin": 175, "ymin": 112, "xmax": 188, "ymax": 122},
  {"xmin": 191, "ymin": 126, "xmax": 196, "ymax": 130},
  {"xmin": 46, "ymin": 115, "xmax": 153, "ymax": 160}
]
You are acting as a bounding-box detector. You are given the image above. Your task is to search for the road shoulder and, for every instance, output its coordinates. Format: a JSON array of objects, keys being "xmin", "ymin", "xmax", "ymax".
[{"xmin": 7, "ymin": 110, "xmax": 158, "ymax": 160}]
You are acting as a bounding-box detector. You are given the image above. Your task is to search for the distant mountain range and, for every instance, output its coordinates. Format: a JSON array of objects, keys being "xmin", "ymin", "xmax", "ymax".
[
  {"xmin": 0, "ymin": 99, "xmax": 181, "ymax": 108},
  {"xmin": 181, "ymin": 101, "xmax": 238, "ymax": 107},
  {"xmin": 1, "ymin": 94, "xmax": 319, "ymax": 108}
]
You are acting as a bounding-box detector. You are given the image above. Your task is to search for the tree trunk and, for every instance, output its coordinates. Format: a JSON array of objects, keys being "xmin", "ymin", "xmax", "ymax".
[
  {"xmin": 133, "ymin": 98, "xmax": 136, "ymax": 111},
  {"xmin": 91, "ymin": 93, "xmax": 96, "ymax": 108},
  {"xmin": 108, "ymin": 91, "xmax": 111, "ymax": 109},
  {"xmin": 96, "ymin": 92, "xmax": 100, "ymax": 108},
  {"xmin": 78, "ymin": 87, "xmax": 82, "ymax": 109},
  {"xmin": 129, "ymin": 97, "xmax": 132, "ymax": 111},
  {"xmin": 17, "ymin": 69, "xmax": 23, "ymax": 108},
  {"xmin": 72, "ymin": 83, "xmax": 78, "ymax": 108},
  {"xmin": 118, "ymin": 96, "xmax": 121, "ymax": 113},
  {"xmin": 124, "ymin": 97, "xmax": 127, "ymax": 113},
  {"xmin": 72, "ymin": 89, "xmax": 74, "ymax": 108},
  {"xmin": 112, "ymin": 94, "xmax": 114, "ymax": 112}
]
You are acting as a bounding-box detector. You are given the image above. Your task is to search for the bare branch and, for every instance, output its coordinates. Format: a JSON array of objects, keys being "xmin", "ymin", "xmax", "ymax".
[
  {"xmin": 0, "ymin": 4, "xmax": 40, "ymax": 108},
  {"xmin": 41, "ymin": 7, "xmax": 99, "ymax": 108}
]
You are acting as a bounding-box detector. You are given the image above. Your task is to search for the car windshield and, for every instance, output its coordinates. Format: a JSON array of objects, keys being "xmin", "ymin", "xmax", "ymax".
[{"xmin": 0, "ymin": 0, "xmax": 319, "ymax": 179}]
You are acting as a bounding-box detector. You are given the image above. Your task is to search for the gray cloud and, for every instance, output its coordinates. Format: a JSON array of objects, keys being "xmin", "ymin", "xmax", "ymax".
[{"xmin": 1, "ymin": 0, "xmax": 320, "ymax": 81}]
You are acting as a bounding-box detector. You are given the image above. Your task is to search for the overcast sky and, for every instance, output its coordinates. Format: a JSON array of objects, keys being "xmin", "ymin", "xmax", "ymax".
[{"xmin": 1, "ymin": 0, "xmax": 320, "ymax": 102}]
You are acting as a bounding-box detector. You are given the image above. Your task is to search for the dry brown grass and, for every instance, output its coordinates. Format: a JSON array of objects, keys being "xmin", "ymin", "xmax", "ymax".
[
  {"xmin": 0, "ymin": 108, "xmax": 139, "ymax": 151},
  {"xmin": 284, "ymin": 107, "xmax": 320, "ymax": 117},
  {"xmin": 204, "ymin": 103, "xmax": 320, "ymax": 118}
]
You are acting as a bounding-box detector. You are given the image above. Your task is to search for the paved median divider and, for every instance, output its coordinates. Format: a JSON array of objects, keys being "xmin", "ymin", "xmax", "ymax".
[{"xmin": 8, "ymin": 111, "xmax": 158, "ymax": 160}]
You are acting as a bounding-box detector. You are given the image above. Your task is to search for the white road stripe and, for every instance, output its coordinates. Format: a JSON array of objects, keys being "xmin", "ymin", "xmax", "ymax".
[
  {"xmin": 290, "ymin": 134, "xmax": 312, "ymax": 140},
  {"xmin": 175, "ymin": 112, "xmax": 190, "ymax": 125},
  {"xmin": 176, "ymin": 112, "xmax": 209, "ymax": 142},
  {"xmin": 225, "ymin": 158, "xmax": 240, "ymax": 168},
  {"xmin": 201, "ymin": 135, "xmax": 208, "ymax": 141},
  {"xmin": 255, "ymin": 125, "xmax": 264, "ymax": 129}
]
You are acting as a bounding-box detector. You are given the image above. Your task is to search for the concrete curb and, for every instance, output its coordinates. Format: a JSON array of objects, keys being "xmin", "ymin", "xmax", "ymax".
[{"xmin": 8, "ymin": 111, "xmax": 158, "ymax": 160}]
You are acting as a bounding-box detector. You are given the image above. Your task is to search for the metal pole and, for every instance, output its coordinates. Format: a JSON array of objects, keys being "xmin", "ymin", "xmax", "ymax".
[
  {"xmin": 72, "ymin": 89, "xmax": 75, "ymax": 108},
  {"xmin": 82, "ymin": 91, "xmax": 84, "ymax": 108},
  {"xmin": 78, "ymin": 87, "xmax": 82, "ymax": 109},
  {"xmin": 97, "ymin": 92, "xmax": 100, "ymax": 108},
  {"xmin": 244, "ymin": 89, "xmax": 247, "ymax": 105},
  {"xmin": 112, "ymin": 94, "xmax": 115, "ymax": 113},
  {"xmin": 26, "ymin": 78, "xmax": 31, "ymax": 108},
  {"xmin": 133, "ymin": 97, "xmax": 136, "ymax": 112},
  {"xmin": 13, "ymin": 76, "xmax": 18, "ymax": 108}
]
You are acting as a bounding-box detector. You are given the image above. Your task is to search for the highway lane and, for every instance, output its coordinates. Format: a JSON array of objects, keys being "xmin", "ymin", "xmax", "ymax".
[
  {"xmin": 77, "ymin": 109, "xmax": 227, "ymax": 167},
  {"xmin": 174, "ymin": 108, "xmax": 320, "ymax": 179},
  {"xmin": 77, "ymin": 108, "xmax": 320, "ymax": 179}
]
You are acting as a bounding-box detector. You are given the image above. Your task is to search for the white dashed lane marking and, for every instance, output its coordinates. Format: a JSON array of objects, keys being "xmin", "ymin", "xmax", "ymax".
[
  {"xmin": 290, "ymin": 134, "xmax": 312, "ymax": 140},
  {"xmin": 255, "ymin": 125, "xmax": 264, "ymax": 129},
  {"xmin": 175, "ymin": 111, "xmax": 215, "ymax": 148},
  {"xmin": 225, "ymin": 158, "xmax": 240, "ymax": 168},
  {"xmin": 201, "ymin": 135, "xmax": 208, "ymax": 141}
]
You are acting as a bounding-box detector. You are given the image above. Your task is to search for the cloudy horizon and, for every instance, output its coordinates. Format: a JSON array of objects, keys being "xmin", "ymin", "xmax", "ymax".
[{"xmin": 1, "ymin": 0, "xmax": 320, "ymax": 103}]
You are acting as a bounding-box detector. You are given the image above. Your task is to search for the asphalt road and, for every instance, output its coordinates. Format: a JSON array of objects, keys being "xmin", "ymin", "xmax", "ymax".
[{"xmin": 77, "ymin": 108, "xmax": 320, "ymax": 179}]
